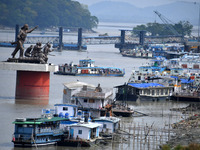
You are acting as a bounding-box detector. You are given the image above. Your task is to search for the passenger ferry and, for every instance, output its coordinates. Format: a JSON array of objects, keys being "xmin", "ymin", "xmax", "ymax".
[{"xmin": 54, "ymin": 58, "xmax": 125, "ymax": 77}]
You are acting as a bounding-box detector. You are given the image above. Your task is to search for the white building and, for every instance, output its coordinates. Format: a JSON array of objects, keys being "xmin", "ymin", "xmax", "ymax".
[
  {"xmin": 54, "ymin": 103, "xmax": 78, "ymax": 119},
  {"xmin": 70, "ymin": 122, "xmax": 101, "ymax": 140},
  {"xmin": 62, "ymin": 81, "xmax": 96, "ymax": 104},
  {"xmin": 93, "ymin": 116, "xmax": 120, "ymax": 133}
]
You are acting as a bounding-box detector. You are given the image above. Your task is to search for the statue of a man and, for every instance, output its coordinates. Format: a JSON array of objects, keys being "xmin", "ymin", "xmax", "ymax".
[{"xmin": 11, "ymin": 24, "xmax": 38, "ymax": 58}]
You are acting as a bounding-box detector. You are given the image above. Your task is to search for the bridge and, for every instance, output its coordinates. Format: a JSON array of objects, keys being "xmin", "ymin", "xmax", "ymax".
[{"xmin": 11, "ymin": 25, "xmax": 185, "ymax": 51}]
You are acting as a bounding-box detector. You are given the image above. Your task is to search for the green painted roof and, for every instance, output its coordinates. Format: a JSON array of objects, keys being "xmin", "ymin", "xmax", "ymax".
[{"xmin": 13, "ymin": 117, "xmax": 68, "ymax": 125}]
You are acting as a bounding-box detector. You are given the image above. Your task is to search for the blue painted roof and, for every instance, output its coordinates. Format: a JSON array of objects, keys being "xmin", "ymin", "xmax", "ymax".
[
  {"xmin": 80, "ymin": 59, "xmax": 95, "ymax": 62},
  {"xmin": 54, "ymin": 104, "xmax": 77, "ymax": 107},
  {"xmin": 128, "ymin": 83, "xmax": 164, "ymax": 88}
]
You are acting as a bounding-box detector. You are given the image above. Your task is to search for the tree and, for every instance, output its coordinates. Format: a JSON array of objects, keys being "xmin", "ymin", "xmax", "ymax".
[
  {"xmin": 133, "ymin": 21, "xmax": 193, "ymax": 37},
  {"xmin": 0, "ymin": 0, "xmax": 99, "ymax": 29}
]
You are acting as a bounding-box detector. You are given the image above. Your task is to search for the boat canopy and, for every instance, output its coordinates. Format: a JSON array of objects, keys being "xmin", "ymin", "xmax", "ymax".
[{"xmin": 13, "ymin": 117, "xmax": 69, "ymax": 125}]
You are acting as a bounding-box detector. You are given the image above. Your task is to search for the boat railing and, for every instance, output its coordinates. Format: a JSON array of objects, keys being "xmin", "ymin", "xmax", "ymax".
[
  {"xmin": 13, "ymin": 134, "xmax": 32, "ymax": 143},
  {"xmin": 173, "ymin": 91, "xmax": 200, "ymax": 97}
]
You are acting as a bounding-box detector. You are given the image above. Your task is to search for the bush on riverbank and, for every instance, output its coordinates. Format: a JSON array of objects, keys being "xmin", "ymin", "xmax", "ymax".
[{"xmin": 161, "ymin": 143, "xmax": 200, "ymax": 150}]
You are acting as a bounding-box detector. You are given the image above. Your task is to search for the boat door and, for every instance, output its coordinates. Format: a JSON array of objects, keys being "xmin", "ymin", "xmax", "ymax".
[{"xmin": 70, "ymin": 129, "xmax": 74, "ymax": 139}]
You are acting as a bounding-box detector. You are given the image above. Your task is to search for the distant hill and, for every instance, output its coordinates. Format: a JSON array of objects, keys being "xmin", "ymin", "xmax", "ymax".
[{"xmin": 89, "ymin": 1, "xmax": 198, "ymax": 25}]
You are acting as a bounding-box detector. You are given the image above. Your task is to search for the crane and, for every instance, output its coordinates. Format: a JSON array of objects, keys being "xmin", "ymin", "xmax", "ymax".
[{"xmin": 154, "ymin": 10, "xmax": 180, "ymax": 36}]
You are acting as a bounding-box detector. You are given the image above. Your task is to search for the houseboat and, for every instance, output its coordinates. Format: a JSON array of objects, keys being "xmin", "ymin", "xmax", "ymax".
[
  {"xmin": 54, "ymin": 58, "xmax": 125, "ymax": 77},
  {"xmin": 115, "ymin": 82, "xmax": 173, "ymax": 101},
  {"xmin": 12, "ymin": 115, "xmax": 68, "ymax": 147},
  {"xmin": 58, "ymin": 121, "xmax": 102, "ymax": 147},
  {"xmin": 62, "ymin": 81, "xmax": 113, "ymax": 118},
  {"xmin": 93, "ymin": 116, "xmax": 120, "ymax": 137}
]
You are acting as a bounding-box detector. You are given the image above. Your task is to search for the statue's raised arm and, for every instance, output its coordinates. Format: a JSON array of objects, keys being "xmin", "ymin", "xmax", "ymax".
[{"xmin": 27, "ymin": 25, "xmax": 38, "ymax": 33}]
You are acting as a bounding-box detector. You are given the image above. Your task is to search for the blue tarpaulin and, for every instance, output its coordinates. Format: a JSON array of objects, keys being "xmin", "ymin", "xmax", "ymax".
[{"xmin": 128, "ymin": 83, "xmax": 164, "ymax": 88}]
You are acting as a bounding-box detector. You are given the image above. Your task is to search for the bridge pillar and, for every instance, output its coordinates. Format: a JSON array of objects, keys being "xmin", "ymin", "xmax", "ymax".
[
  {"xmin": 120, "ymin": 30, "xmax": 125, "ymax": 45},
  {"xmin": 0, "ymin": 62, "xmax": 58, "ymax": 105},
  {"xmin": 59, "ymin": 27, "xmax": 63, "ymax": 51},
  {"xmin": 78, "ymin": 28, "xmax": 82, "ymax": 50},
  {"xmin": 139, "ymin": 31, "xmax": 145, "ymax": 45},
  {"xmin": 15, "ymin": 24, "xmax": 19, "ymax": 42},
  {"xmin": 16, "ymin": 71, "xmax": 50, "ymax": 104}
]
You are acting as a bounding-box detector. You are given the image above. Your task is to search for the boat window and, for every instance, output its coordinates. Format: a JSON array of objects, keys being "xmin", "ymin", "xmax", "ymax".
[
  {"xmin": 144, "ymin": 90, "xmax": 147, "ymax": 95},
  {"xmin": 165, "ymin": 89, "xmax": 168, "ymax": 95},
  {"xmin": 147, "ymin": 90, "xmax": 150, "ymax": 95},
  {"xmin": 89, "ymin": 99, "xmax": 95, "ymax": 103},
  {"xmin": 139, "ymin": 90, "xmax": 142, "ymax": 95},
  {"xmin": 161, "ymin": 89, "xmax": 163, "ymax": 95},
  {"xmin": 103, "ymin": 124, "xmax": 107, "ymax": 128},
  {"xmin": 78, "ymin": 130, "xmax": 82, "ymax": 134},
  {"xmin": 152, "ymin": 90, "xmax": 155, "ymax": 95},
  {"xmin": 156, "ymin": 89, "xmax": 159, "ymax": 95},
  {"xmin": 63, "ymin": 107, "xmax": 68, "ymax": 111},
  {"xmin": 84, "ymin": 99, "xmax": 87, "ymax": 103}
]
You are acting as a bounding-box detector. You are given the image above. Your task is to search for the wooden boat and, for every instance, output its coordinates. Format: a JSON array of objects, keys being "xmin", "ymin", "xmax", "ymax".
[{"xmin": 54, "ymin": 58, "xmax": 125, "ymax": 77}]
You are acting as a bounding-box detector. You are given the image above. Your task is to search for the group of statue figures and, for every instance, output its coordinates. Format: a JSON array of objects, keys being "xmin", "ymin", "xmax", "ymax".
[{"xmin": 10, "ymin": 24, "xmax": 53, "ymax": 64}]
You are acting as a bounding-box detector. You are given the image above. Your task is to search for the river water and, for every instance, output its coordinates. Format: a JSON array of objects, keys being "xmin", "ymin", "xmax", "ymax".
[{"xmin": 0, "ymin": 22, "xmax": 191, "ymax": 150}]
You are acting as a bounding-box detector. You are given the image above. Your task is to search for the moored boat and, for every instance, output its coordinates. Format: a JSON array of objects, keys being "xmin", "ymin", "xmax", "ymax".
[
  {"xmin": 54, "ymin": 58, "xmax": 125, "ymax": 77},
  {"xmin": 12, "ymin": 116, "xmax": 68, "ymax": 147},
  {"xmin": 115, "ymin": 82, "xmax": 173, "ymax": 101}
]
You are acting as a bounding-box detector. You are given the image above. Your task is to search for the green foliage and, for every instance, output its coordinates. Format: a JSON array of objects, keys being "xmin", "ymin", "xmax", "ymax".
[
  {"xmin": 161, "ymin": 143, "xmax": 200, "ymax": 150},
  {"xmin": 161, "ymin": 144, "xmax": 171, "ymax": 150},
  {"xmin": 133, "ymin": 21, "xmax": 193, "ymax": 36},
  {"xmin": 0, "ymin": 0, "xmax": 98, "ymax": 29}
]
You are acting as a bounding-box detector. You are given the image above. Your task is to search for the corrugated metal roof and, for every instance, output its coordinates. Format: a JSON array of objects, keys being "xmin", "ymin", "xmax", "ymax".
[
  {"xmin": 63, "ymin": 81, "xmax": 96, "ymax": 90},
  {"xmin": 94, "ymin": 117, "xmax": 120, "ymax": 123},
  {"xmin": 71, "ymin": 122, "xmax": 102, "ymax": 128}
]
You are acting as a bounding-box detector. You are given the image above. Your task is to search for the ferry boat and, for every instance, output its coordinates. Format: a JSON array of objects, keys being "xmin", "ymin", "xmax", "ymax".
[
  {"xmin": 12, "ymin": 115, "xmax": 68, "ymax": 147},
  {"xmin": 54, "ymin": 58, "xmax": 125, "ymax": 77},
  {"xmin": 121, "ymin": 48, "xmax": 153, "ymax": 59}
]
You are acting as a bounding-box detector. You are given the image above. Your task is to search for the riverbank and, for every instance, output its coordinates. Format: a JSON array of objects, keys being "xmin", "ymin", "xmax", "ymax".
[{"xmin": 165, "ymin": 104, "xmax": 200, "ymax": 148}]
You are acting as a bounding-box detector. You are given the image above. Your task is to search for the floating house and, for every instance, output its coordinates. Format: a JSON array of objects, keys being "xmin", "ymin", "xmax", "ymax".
[
  {"xmin": 115, "ymin": 82, "xmax": 173, "ymax": 101},
  {"xmin": 57, "ymin": 121, "xmax": 102, "ymax": 147},
  {"xmin": 93, "ymin": 116, "xmax": 120, "ymax": 134},
  {"xmin": 62, "ymin": 82, "xmax": 113, "ymax": 118}
]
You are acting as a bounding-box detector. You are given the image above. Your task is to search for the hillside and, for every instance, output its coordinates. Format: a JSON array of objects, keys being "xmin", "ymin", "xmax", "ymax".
[{"xmin": 89, "ymin": 1, "xmax": 198, "ymax": 25}]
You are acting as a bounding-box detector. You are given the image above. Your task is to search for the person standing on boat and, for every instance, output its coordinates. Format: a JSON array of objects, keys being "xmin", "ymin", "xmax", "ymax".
[{"xmin": 11, "ymin": 24, "xmax": 38, "ymax": 58}]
